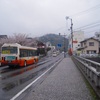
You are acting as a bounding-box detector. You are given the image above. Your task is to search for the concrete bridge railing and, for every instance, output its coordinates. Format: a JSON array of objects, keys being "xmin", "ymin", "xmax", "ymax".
[{"xmin": 72, "ymin": 56, "xmax": 100, "ymax": 97}]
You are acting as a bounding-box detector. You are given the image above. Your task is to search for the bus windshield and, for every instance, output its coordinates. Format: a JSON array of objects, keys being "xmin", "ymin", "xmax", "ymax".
[{"xmin": 2, "ymin": 47, "xmax": 18, "ymax": 54}]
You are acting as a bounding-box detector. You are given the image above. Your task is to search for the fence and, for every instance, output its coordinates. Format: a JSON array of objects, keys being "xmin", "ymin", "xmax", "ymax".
[{"xmin": 72, "ymin": 56, "xmax": 100, "ymax": 97}]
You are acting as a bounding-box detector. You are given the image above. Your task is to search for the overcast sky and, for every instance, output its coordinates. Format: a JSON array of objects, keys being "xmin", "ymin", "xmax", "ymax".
[{"xmin": 0, "ymin": 0, "xmax": 100, "ymax": 38}]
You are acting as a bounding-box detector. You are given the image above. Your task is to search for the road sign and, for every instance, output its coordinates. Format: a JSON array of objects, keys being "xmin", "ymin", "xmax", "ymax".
[{"xmin": 57, "ymin": 44, "xmax": 62, "ymax": 47}]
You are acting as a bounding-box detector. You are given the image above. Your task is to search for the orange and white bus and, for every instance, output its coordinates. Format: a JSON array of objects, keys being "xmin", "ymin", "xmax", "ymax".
[{"xmin": 1, "ymin": 43, "xmax": 39, "ymax": 67}]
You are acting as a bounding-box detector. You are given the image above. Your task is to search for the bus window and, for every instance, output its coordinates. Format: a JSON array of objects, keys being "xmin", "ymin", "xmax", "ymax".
[
  {"xmin": 2, "ymin": 47, "xmax": 17, "ymax": 54},
  {"xmin": 20, "ymin": 49, "xmax": 28, "ymax": 57},
  {"xmin": 29, "ymin": 50, "xmax": 33, "ymax": 56},
  {"xmin": 32, "ymin": 50, "xmax": 37, "ymax": 56}
]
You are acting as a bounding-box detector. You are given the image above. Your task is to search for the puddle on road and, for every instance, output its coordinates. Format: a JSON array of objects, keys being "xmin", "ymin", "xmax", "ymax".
[
  {"xmin": 1, "ymin": 65, "xmax": 49, "ymax": 92},
  {"xmin": 0, "ymin": 65, "xmax": 38, "ymax": 93},
  {"xmin": 1, "ymin": 65, "xmax": 37, "ymax": 80},
  {"xmin": 0, "ymin": 58, "xmax": 61, "ymax": 100},
  {"xmin": 2, "ymin": 70, "xmax": 38, "ymax": 92}
]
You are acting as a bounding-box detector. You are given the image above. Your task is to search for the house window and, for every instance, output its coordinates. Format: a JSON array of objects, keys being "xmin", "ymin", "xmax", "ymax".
[
  {"xmin": 87, "ymin": 50, "xmax": 89, "ymax": 54},
  {"xmin": 78, "ymin": 44, "xmax": 80, "ymax": 46},
  {"xmin": 91, "ymin": 50, "xmax": 96, "ymax": 54},
  {"xmin": 84, "ymin": 42, "xmax": 86, "ymax": 45},
  {"xmin": 81, "ymin": 43, "xmax": 83, "ymax": 47},
  {"xmin": 89, "ymin": 42, "xmax": 94, "ymax": 46}
]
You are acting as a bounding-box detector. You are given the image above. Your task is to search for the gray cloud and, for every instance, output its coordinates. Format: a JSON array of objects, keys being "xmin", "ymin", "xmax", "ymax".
[{"xmin": 0, "ymin": 0, "xmax": 100, "ymax": 37}]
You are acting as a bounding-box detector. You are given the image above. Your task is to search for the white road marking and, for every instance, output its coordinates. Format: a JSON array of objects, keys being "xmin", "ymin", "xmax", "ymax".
[{"xmin": 11, "ymin": 59, "xmax": 62, "ymax": 100}]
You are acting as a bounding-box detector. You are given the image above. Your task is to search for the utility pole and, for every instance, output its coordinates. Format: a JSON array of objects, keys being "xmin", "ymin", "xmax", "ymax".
[
  {"xmin": 66, "ymin": 16, "xmax": 73, "ymax": 55},
  {"xmin": 70, "ymin": 18, "xmax": 73, "ymax": 49}
]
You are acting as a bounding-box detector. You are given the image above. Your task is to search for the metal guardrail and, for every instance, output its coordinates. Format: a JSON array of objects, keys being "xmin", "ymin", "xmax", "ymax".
[
  {"xmin": 77, "ymin": 56, "xmax": 100, "ymax": 72},
  {"xmin": 79, "ymin": 54, "xmax": 100, "ymax": 58},
  {"xmin": 72, "ymin": 56, "xmax": 100, "ymax": 97}
]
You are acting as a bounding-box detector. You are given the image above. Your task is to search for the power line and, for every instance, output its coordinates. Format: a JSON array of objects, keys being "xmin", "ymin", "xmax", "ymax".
[
  {"xmin": 85, "ymin": 29, "xmax": 100, "ymax": 33},
  {"xmin": 70, "ymin": 4, "xmax": 100, "ymax": 17},
  {"xmin": 75, "ymin": 23, "xmax": 100, "ymax": 30},
  {"xmin": 74, "ymin": 21, "xmax": 100, "ymax": 30},
  {"xmin": 75, "ymin": 24, "xmax": 100, "ymax": 31},
  {"xmin": 53, "ymin": 4, "xmax": 100, "ymax": 33}
]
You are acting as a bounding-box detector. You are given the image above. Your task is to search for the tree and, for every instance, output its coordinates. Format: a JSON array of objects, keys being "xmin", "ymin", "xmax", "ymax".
[
  {"xmin": 13, "ymin": 33, "xmax": 28, "ymax": 45},
  {"xmin": 0, "ymin": 33, "xmax": 37, "ymax": 51}
]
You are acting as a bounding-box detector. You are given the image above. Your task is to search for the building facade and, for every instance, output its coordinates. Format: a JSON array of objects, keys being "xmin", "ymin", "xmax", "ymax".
[
  {"xmin": 80, "ymin": 37, "xmax": 99, "ymax": 54},
  {"xmin": 68, "ymin": 30, "xmax": 85, "ymax": 55},
  {"xmin": 73, "ymin": 31, "xmax": 85, "ymax": 51}
]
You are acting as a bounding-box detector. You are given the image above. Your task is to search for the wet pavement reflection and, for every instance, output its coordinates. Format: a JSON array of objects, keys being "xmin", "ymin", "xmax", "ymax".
[{"xmin": 0, "ymin": 54, "xmax": 63, "ymax": 100}]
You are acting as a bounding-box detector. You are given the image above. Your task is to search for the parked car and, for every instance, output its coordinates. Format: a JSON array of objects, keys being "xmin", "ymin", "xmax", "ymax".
[{"xmin": 62, "ymin": 51, "xmax": 64, "ymax": 53}]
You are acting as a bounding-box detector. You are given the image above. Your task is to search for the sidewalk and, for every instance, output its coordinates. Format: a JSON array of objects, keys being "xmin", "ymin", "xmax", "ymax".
[{"xmin": 25, "ymin": 57, "xmax": 93, "ymax": 100}]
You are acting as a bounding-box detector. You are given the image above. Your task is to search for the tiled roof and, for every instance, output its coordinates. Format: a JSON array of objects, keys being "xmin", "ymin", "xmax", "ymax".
[{"xmin": 80, "ymin": 37, "xmax": 99, "ymax": 43}]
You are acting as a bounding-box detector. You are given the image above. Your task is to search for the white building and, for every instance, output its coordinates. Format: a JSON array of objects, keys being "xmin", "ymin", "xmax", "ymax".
[
  {"xmin": 68, "ymin": 30, "xmax": 85, "ymax": 54},
  {"xmin": 46, "ymin": 41, "xmax": 56, "ymax": 51},
  {"xmin": 73, "ymin": 31, "xmax": 85, "ymax": 51},
  {"xmin": 46, "ymin": 42, "xmax": 52, "ymax": 47}
]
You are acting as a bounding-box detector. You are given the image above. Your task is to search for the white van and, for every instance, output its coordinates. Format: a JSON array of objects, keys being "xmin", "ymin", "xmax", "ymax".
[{"xmin": 52, "ymin": 52, "xmax": 57, "ymax": 57}]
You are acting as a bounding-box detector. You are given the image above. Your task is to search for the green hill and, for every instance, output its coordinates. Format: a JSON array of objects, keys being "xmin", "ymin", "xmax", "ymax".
[{"xmin": 39, "ymin": 34, "xmax": 68, "ymax": 52}]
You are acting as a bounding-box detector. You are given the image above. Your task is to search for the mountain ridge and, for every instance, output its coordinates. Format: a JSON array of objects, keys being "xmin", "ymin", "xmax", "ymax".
[{"xmin": 39, "ymin": 34, "xmax": 68, "ymax": 51}]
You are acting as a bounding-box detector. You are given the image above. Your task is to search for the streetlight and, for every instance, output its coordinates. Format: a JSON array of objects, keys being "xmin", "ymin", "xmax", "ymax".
[{"xmin": 66, "ymin": 16, "xmax": 73, "ymax": 55}]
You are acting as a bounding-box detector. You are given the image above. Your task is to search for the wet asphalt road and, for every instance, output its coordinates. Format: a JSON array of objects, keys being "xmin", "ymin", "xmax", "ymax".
[{"xmin": 0, "ymin": 53, "xmax": 64, "ymax": 100}]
